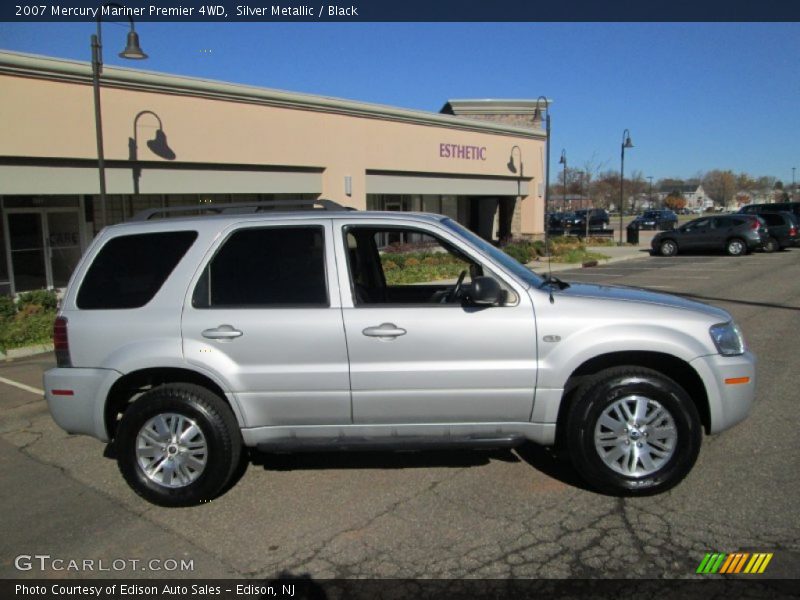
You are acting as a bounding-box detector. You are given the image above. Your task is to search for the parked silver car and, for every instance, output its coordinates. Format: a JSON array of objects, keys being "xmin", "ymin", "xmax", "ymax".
[{"xmin": 45, "ymin": 201, "xmax": 756, "ymax": 506}]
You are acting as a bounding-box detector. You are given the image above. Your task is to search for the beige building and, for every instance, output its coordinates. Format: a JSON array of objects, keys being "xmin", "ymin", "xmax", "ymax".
[{"xmin": 0, "ymin": 51, "xmax": 548, "ymax": 295}]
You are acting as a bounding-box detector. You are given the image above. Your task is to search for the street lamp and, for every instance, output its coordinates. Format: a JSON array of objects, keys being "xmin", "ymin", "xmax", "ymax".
[
  {"xmin": 647, "ymin": 175, "xmax": 654, "ymax": 209},
  {"xmin": 559, "ymin": 149, "xmax": 567, "ymax": 213},
  {"xmin": 793, "ymin": 167, "xmax": 796, "ymax": 200},
  {"xmin": 619, "ymin": 129, "xmax": 634, "ymax": 244},
  {"xmin": 532, "ymin": 96, "xmax": 551, "ymax": 249},
  {"xmin": 92, "ymin": 3, "xmax": 148, "ymax": 230}
]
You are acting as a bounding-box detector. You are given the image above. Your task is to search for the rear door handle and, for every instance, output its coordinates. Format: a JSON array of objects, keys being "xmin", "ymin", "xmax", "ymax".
[
  {"xmin": 202, "ymin": 324, "xmax": 243, "ymax": 340},
  {"xmin": 362, "ymin": 323, "xmax": 407, "ymax": 338}
]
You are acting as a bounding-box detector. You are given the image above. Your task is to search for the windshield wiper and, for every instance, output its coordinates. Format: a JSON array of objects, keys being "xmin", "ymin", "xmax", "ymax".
[{"xmin": 539, "ymin": 274, "xmax": 570, "ymax": 290}]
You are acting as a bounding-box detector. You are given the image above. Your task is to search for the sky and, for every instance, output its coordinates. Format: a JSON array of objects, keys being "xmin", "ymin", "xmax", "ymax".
[{"xmin": 1, "ymin": 21, "xmax": 799, "ymax": 184}]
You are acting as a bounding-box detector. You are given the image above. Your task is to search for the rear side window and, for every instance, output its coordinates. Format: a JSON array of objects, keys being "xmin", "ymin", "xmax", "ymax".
[
  {"xmin": 192, "ymin": 226, "xmax": 327, "ymax": 308},
  {"xmin": 77, "ymin": 231, "xmax": 197, "ymax": 309},
  {"xmin": 761, "ymin": 213, "xmax": 783, "ymax": 226}
]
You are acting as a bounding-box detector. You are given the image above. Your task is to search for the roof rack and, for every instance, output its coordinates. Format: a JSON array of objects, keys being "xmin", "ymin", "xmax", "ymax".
[{"xmin": 131, "ymin": 198, "xmax": 353, "ymax": 221}]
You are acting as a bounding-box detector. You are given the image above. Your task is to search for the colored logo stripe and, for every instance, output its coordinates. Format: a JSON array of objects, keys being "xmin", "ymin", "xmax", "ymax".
[{"xmin": 697, "ymin": 552, "xmax": 773, "ymax": 574}]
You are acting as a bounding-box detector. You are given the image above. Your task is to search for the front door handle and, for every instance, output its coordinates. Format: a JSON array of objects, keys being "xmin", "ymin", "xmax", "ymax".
[
  {"xmin": 362, "ymin": 323, "xmax": 407, "ymax": 339},
  {"xmin": 202, "ymin": 324, "xmax": 243, "ymax": 340}
]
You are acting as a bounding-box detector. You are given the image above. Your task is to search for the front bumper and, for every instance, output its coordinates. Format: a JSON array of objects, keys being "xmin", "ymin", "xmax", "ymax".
[
  {"xmin": 689, "ymin": 351, "xmax": 756, "ymax": 434},
  {"xmin": 44, "ymin": 367, "xmax": 122, "ymax": 442}
]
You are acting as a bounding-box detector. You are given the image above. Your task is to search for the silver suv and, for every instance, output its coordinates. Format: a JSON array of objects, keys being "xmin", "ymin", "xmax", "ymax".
[{"xmin": 45, "ymin": 200, "xmax": 756, "ymax": 506}]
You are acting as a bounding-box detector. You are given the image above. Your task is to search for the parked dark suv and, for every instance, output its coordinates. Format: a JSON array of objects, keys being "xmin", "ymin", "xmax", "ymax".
[
  {"xmin": 759, "ymin": 212, "xmax": 799, "ymax": 251},
  {"xmin": 651, "ymin": 214, "xmax": 766, "ymax": 256},
  {"xmin": 573, "ymin": 208, "xmax": 610, "ymax": 231},
  {"xmin": 632, "ymin": 209, "xmax": 678, "ymax": 230},
  {"xmin": 739, "ymin": 201, "xmax": 800, "ymax": 222}
]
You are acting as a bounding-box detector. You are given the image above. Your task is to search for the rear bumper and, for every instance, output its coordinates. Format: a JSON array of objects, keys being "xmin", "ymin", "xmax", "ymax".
[
  {"xmin": 689, "ymin": 351, "xmax": 756, "ymax": 434},
  {"xmin": 43, "ymin": 367, "xmax": 122, "ymax": 442}
]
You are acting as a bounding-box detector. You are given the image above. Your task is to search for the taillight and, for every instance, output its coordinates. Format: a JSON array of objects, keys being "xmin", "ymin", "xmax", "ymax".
[
  {"xmin": 790, "ymin": 226, "xmax": 797, "ymax": 237},
  {"xmin": 53, "ymin": 316, "xmax": 71, "ymax": 368},
  {"xmin": 750, "ymin": 219, "xmax": 759, "ymax": 230}
]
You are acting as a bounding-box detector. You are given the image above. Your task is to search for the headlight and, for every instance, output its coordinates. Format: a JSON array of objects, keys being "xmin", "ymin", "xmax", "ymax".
[{"xmin": 709, "ymin": 322, "xmax": 746, "ymax": 356}]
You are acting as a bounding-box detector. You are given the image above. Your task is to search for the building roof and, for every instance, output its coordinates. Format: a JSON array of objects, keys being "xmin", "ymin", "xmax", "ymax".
[
  {"xmin": 441, "ymin": 98, "xmax": 553, "ymax": 116},
  {"xmin": 0, "ymin": 50, "xmax": 546, "ymax": 140}
]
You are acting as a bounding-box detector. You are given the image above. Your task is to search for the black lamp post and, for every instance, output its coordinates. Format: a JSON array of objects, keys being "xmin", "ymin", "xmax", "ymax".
[
  {"xmin": 92, "ymin": 3, "xmax": 147, "ymax": 230},
  {"xmin": 559, "ymin": 149, "xmax": 567, "ymax": 213},
  {"xmin": 532, "ymin": 96, "xmax": 550, "ymax": 250},
  {"xmin": 619, "ymin": 129, "xmax": 634, "ymax": 244}
]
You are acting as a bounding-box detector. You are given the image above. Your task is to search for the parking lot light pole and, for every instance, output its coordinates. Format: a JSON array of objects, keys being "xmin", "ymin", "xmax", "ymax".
[
  {"xmin": 647, "ymin": 175, "xmax": 654, "ymax": 209},
  {"xmin": 793, "ymin": 167, "xmax": 796, "ymax": 200},
  {"xmin": 532, "ymin": 96, "xmax": 551, "ymax": 252},
  {"xmin": 619, "ymin": 129, "xmax": 633, "ymax": 244},
  {"xmin": 92, "ymin": 4, "xmax": 148, "ymax": 230},
  {"xmin": 559, "ymin": 150, "xmax": 567, "ymax": 213}
]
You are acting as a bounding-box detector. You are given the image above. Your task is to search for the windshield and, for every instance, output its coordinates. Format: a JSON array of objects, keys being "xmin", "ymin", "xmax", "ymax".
[{"xmin": 441, "ymin": 219, "xmax": 541, "ymax": 288}]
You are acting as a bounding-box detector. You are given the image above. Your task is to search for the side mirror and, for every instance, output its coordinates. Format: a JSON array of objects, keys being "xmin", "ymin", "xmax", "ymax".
[{"xmin": 470, "ymin": 276, "xmax": 501, "ymax": 305}]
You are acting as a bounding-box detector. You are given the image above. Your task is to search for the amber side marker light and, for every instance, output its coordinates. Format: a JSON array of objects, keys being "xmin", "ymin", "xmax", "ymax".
[{"xmin": 724, "ymin": 377, "xmax": 751, "ymax": 385}]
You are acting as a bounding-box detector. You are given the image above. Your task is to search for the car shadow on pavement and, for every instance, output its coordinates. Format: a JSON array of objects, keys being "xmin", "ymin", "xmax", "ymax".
[
  {"xmin": 514, "ymin": 443, "xmax": 595, "ymax": 493},
  {"xmin": 238, "ymin": 443, "xmax": 597, "ymax": 494},
  {"xmin": 247, "ymin": 447, "xmax": 521, "ymax": 473}
]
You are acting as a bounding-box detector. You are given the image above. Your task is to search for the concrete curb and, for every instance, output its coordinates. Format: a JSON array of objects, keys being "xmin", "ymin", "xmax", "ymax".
[
  {"xmin": 527, "ymin": 246, "xmax": 651, "ymax": 274},
  {"xmin": 1, "ymin": 343, "xmax": 53, "ymax": 361}
]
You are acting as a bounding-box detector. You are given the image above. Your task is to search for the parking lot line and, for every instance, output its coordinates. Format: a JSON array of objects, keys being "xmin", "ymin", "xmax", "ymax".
[{"xmin": 0, "ymin": 375, "xmax": 44, "ymax": 396}]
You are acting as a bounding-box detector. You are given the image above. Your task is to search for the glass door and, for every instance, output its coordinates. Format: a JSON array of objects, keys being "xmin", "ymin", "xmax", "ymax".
[
  {"xmin": 7, "ymin": 213, "xmax": 47, "ymax": 291},
  {"xmin": 4, "ymin": 209, "xmax": 84, "ymax": 292},
  {"xmin": 46, "ymin": 212, "xmax": 82, "ymax": 288}
]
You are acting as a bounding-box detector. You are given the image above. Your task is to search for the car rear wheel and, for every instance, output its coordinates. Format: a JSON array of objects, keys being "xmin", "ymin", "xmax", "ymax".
[
  {"xmin": 116, "ymin": 383, "xmax": 241, "ymax": 507},
  {"xmin": 726, "ymin": 238, "xmax": 747, "ymax": 256},
  {"xmin": 659, "ymin": 239, "xmax": 678, "ymax": 257},
  {"xmin": 763, "ymin": 237, "xmax": 779, "ymax": 253},
  {"xmin": 566, "ymin": 366, "xmax": 702, "ymax": 495}
]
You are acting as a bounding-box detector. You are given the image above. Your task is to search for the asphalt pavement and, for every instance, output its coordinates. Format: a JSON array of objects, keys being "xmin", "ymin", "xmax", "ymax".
[{"xmin": 0, "ymin": 246, "xmax": 798, "ymax": 580}]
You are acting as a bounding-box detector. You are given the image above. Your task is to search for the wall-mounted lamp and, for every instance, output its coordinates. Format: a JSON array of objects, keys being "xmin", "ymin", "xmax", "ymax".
[
  {"xmin": 344, "ymin": 175, "xmax": 352, "ymax": 197},
  {"xmin": 507, "ymin": 145, "xmax": 523, "ymax": 176},
  {"xmin": 129, "ymin": 110, "xmax": 175, "ymax": 194}
]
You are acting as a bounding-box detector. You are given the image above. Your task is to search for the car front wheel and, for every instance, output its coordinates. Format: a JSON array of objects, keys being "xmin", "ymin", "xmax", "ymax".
[
  {"xmin": 566, "ymin": 366, "xmax": 702, "ymax": 495},
  {"xmin": 115, "ymin": 383, "xmax": 242, "ymax": 507},
  {"xmin": 763, "ymin": 237, "xmax": 779, "ymax": 253},
  {"xmin": 726, "ymin": 238, "xmax": 747, "ymax": 256},
  {"xmin": 659, "ymin": 239, "xmax": 678, "ymax": 257}
]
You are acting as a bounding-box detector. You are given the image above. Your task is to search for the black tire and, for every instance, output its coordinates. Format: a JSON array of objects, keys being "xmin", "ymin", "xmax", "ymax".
[
  {"xmin": 116, "ymin": 383, "xmax": 241, "ymax": 507},
  {"xmin": 726, "ymin": 237, "xmax": 747, "ymax": 256},
  {"xmin": 566, "ymin": 366, "xmax": 702, "ymax": 495},
  {"xmin": 763, "ymin": 237, "xmax": 779, "ymax": 253},
  {"xmin": 659, "ymin": 239, "xmax": 678, "ymax": 257}
]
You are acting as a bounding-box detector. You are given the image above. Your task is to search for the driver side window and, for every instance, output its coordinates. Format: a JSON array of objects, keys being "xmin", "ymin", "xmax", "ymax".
[{"xmin": 344, "ymin": 226, "xmax": 480, "ymax": 306}]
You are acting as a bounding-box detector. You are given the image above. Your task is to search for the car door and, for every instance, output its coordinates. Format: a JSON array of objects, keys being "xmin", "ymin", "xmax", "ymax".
[
  {"xmin": 334, "ymin": 219, "xmax": 537, "ymax": 425},
  {"xmin": 181, "ymin": 220, "xmax": 351, "ymax": 428},
  {"xmin": 681, "ymin": 217, "xmax": 711, "ymax": 250}
]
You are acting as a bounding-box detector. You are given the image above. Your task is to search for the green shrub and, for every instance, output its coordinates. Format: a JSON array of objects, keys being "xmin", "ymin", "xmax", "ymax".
[
  {"xmin": 17, "ymin": 289, "xmax": 58, "ymax": 312},
  {"xmin": 0, "ymin": 311, "xmax": 55, "ymax": 351},
  {"xmin": 502, "ymin": 242, "xmax": 534, "ymax": 264},
  {"xmin": 0, "ymin": 295, "xmax": 15, "ymax": 321}
]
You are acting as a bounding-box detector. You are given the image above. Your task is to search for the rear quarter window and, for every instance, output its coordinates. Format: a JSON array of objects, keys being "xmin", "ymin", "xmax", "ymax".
[{"xmin": 77, "ymin": 231, "xmax": 197, "ymax": 309}]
